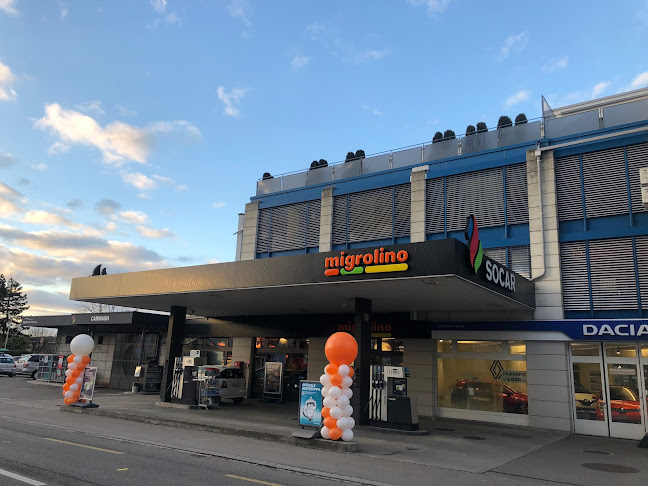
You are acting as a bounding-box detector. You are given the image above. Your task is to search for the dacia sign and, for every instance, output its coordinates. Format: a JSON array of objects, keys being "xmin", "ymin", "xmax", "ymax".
[{"xmin": 583, "ymin": 323, "xmax": 648, "ymax": 337}]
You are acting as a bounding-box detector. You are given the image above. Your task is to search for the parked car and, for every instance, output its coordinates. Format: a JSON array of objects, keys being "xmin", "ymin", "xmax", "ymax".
[
  {"xmin": 0, "ymin": 355, "xmax": 16, "ymax": 377},
  {"xmin": 205, "ymin": 366, "xmax": 247, "ymax": 404},
  {"xmin": 15, "ymin": 354, "xmax": 42, "ymax": 379},
  {"xmin": 574, "ymin": 383, "xmax": 600, "ymax": 420},
  {"xmin": 596, "ymin": 386, "xmax": 642, "ymax": 424},
  {"xmin": 450, "ymin": 380, "xmax": 528, "ymax": 414}
]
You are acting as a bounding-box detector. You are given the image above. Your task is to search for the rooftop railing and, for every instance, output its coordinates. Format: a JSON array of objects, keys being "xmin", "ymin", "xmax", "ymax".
[{"xmin": 256, "ymin": 96, "xmax": 648, "ymax": 196}]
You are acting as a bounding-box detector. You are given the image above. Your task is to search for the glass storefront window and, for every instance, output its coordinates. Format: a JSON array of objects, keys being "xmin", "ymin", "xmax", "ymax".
[
  {"xmin": 605, "ymin": 344, "xmax": 637, "ymax": 358},
  {"xmin": 572, "ymin": 363, "xmax": 603, "ymax": 421},
  {"xmin": 508, "ymin": 341, "xmax": 526, "ymax": 355},
  {"xmin": 437, "ymin": 340, "xmax": 452, "ymax": 353},
  {"xmin": 437, "ymin": 358, "xmax": 528, "ymax": 414},
  {"xmin": 182, "ymin": 337, "xmax": 232, "ymax": 365},
  {"xmin": 457, "ymin": 341, "xmax": 503, "ymax": 353},
  {"xmin": 642, "ymin": 344, "xmax": 648, "ymax": 358},
  {"xmin": 570, "ymin": 342, "xmax": 600, "ymax": 356}
]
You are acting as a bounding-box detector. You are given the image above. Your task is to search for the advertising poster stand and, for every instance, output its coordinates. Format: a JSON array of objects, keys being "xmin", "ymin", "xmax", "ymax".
[
  {"xmin": 262, "ymin": 362, "xmax": 283, "ymax": 403},
  {"xmin": 292, "ymin": 380, "xmax": 323, "ymax": 439},
  {"xmin": 72, "ymin": 367, "xmax": 99, "ymax": 408}
]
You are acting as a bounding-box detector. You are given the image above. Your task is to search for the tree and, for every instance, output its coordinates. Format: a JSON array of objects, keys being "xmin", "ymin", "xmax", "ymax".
[
  {"xmin": 476, "ymin": 122, "xmax": 488, "ymax": 133},
  {"xmin": 354, "ymin": 149, "xmax": 365, "ymax": 159},
  {"xmin": 465, "ymin": 125, "xmax": 476, "ymax": 136},
  {"xmin": 0, "ymin": 274, "xmax": 29, "ymax": 348},
  {"xmin": 497, "ymin": 116, "xmax": 513, "ymax": 128},
  {"xmin": 515, "ymin": 113, "xmax": 528, "ymax": 125},
  {"xmin": 345, "ymin": 151, "xmax": 356, "ymax": 162},
  {"xmin": 432, "ymin": 131, "xmax": 443, "ymax": 143},
  {"xmin": 75, "ymin": 302, "xmax": 131, "ymax": 314},
  {"xmin": 443, "ymin": 129, "xmax": 456, "ymax": 140}
]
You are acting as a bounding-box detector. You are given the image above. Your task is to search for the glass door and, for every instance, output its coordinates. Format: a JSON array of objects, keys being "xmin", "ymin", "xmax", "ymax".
[
  {"xmin": 571, "ymin": 343, "xmax": 608, "ymax": 436},
  {"xmin": 603, "ymin": 344, "xmax": 646, "ymax": 440}
]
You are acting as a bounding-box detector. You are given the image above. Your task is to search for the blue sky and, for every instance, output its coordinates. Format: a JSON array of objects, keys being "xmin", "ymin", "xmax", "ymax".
[{"xmin": 0, "ymin": 0, "xmax": 647, "ymax": 316}]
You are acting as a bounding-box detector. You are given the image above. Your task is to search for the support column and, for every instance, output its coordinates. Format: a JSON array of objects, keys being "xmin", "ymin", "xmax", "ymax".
[
  {"xmin": 240, "ymin": 201, "xmax": 259, "ymax": 261},
  {"xmin": 319, "ymin": 187, "xmax": 334, "ymax": 252},
  {"xmin": 159, "ymin": 306, "xmax": 186, "ymax": 402},
  {"xmin": 354, "ymin": 298, "xmax": 371, "ymax": 425},
  {"xmin": 410, "ymin": 165, "xmax": 428, "ymax": 243}
]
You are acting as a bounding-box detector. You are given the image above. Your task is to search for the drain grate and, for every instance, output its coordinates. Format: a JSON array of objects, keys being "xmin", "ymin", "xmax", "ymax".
[
  {"xmin": 581, "ymin": 463, "xmax": 639, "ymax": 473},
  {"xmin": 463, "ymin": 436, "xmax": 486, "ymax": 441},
  {"xmin": 582, "ymin": 450, "xmax": 612, "ymax": 455}
]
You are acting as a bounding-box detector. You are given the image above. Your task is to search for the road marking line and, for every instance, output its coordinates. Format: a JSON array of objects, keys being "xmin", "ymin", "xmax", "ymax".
[
  {"xmin": 225, "ymin": 474, "xmax": 282, "ymax": 486},
  {"xmin": 117, "ymin": 468, "xmax": 128, "ymax": 471},
  {"xmin": 0, "ymin": 467, "xmax": 47, "ymax": 486},
  {"xmin": 44, "ymin": 437, "xmax": 124, "ymax": 454}
]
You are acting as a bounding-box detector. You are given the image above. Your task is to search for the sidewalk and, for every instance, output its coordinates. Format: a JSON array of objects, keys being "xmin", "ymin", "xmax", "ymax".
[{"xmin": 58, "ymin": 387, "xmax": 648, "ymax": 485}]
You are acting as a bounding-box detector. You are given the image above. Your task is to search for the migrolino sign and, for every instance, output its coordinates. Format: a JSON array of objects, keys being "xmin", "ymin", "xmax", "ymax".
[{"xmin": 324, "ymin": 248, "xmax": 409, "ymax": 276}]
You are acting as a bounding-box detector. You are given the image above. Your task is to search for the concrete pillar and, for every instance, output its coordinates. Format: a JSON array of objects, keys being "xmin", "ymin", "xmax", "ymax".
[
  {"xmin": 354, "ymin": 298, "xmax": 371, "ymax": 425},
  {"xmin": 403, "ymin": 338, "xmax": 434, "ymax": 419},
  {"xmin": 240, "ymin": 201, "xmax": 259, "ymax": 261},
  {"xmin": 159, "ymin": 306, "xmax": 186, "ymax": 402},
  {"xmin": 410, "ymin": 165, "xmax": 428, "ymax": 243},
  {"xmin": 527, "ymin": 150, "xmax": 564, "ymax": 319},
  {"xmin": 231, "ymin": 337, "xmax": 255, "ymax": 396},
  {"xmin": 307, "ymin": 337, "xmax": 327, "ymax": 381},
  {"xmin": 319, "ymin": 187, "xmax": 334, "ymax": 252}
]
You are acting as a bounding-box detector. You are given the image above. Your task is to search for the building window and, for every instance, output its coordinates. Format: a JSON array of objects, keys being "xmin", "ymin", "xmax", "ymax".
[
  {"xmin": 65, "ymin": 336, "xmax": 73, "ymax": 344},
  {"xmin": 97, "ymin": 336, "xmax": 104, "ymax": 345}
]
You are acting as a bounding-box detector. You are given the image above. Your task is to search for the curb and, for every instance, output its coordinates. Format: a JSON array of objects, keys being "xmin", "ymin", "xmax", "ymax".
[{"xmin": 59, "ymin": 406, "xmax": 358, "ymax": 453}]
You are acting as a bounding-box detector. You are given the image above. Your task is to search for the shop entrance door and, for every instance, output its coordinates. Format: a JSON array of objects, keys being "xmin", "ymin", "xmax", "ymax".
[{"xmin": 571, "ymin": 343, "xmax": 648, "ymax": 439}]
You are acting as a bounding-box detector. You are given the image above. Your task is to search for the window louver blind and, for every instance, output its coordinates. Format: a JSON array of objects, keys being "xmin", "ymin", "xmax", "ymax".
[
  {"xmin": 446, "ymin": 168, "xmax": 504, "ymax": 231},
  {"xmin": 256, "ymin": 207, "xmax": 271, "ymax": 253},
  {"xmin": 627, "ymin": 142, "xmax": 648, "ymax": 215},
  {"xmin": 505, "ymin": 164, "xmax": 529, "ymax": 225},
  {"xmin": 348, "ymin": 187, "xmax": 393, "ymax": 243},
  {"xmin": 394, "ymin": 184, "xmax": 411, "ymax": 238},
  {"xmin": 556, "ymin": 155, "xmax": 583, "ymax": 222},
  {"xmin": 560, "ymin": 241, "xmax": 590, "ymax": 310},
  {"xmin": 589, "ymin": 238, "xmax": 637, "ymax": 310},
  {"xmin": 636, "ymin": 235, "xmax": 648, "ymax": 309},
  {"xmin": 306, "ymin": 199, "xmax": 321, "ymax": 248},
  {"xmin": 583, "ymin": 147, "xmax": 628, "ymax": 218},
  {"xmin": 483, "ymin": 247, "xmax": 506, "ymax": 266},
  {"xmin": 510, "ymin": 245, "xmax": 531, "ymax": 279},
  {"xmin": 425, "ymin": 178, "xmax": 445, "ymax": 234}
]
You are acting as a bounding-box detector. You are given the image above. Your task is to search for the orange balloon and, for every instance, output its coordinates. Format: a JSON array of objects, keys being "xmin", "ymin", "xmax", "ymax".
[
  {"xmin": 82, "ymin": 356, "xmax": 91, "ymax": 364},
  {"xmin": 324, "ymin": 417, "xmax": 337, "ymax": 429},
  {"xmin": 329, "ymin": 427, "xmax": 342, "ymax": 440},
  {"xmin": 321, "ymin": 407, "xmax": 330, "ymax": 419},
  {"xmin": 348, "ymin": 366, "xmax": 354, "ymax": 378},
  {"xmin": 325, "ymin": 363, "xmax": 338, "ymax": 375},
  {"xmin": 63, "ymin": 383, "xmax": 71, "ymax": 391},
  {"xmin": 64, "ymin": 398, "xmax": 74, "ymax": 405},
  {"xmin": 324, "ymin": 332, "xmax": 358, "ymax": 365},
  {"xmin": 77, "ymin": 363, "xmax": 86, "ymax": 372},
  {"xmin": 67, "ymin": 355, "xmax": 75, "ymax": 363},
  {"xmin": 330, "ymin": 374, "xmax": 342, "ymax": 387},
  {"xmin": 72, "ymin": 390, "xmax": 80, "ymax": 398}
]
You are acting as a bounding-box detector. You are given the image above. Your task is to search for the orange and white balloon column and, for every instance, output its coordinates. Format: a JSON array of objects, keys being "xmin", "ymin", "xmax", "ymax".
[
  {"xmin": 62, "ymin": 334, "xmax": 95, "ymax": 405},
  {"xmin": 320, "ymin": 332, "xmax": 358, "ymax": 442}
]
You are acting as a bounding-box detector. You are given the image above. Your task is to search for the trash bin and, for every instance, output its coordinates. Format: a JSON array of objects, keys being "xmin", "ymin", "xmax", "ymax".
[{"xmin": 131, "ymin": 382, "xmax": 140, "ymax": 393}]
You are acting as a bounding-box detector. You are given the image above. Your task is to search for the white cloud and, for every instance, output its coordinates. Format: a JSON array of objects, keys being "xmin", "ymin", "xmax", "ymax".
[
  {"xmin": 75, "ymin": 100, "xmax": 105, "ymax": 117},
  {"xmin": 150, "ymin": 0, "xmax": 166, "ymax": 13},
  {"xmin": 591, "ymin": 81, "xmax": 610, "ymax": 98},
  {"xmin": 0, "ymin": 181, "xmax": 23, "ymax": 199},
  {"xmin": 122, "ymin": 172, "xmax": 157, "ymax": 190},
  {"xmin": 22, "ymin": 210, "xmax": 100, "ymax": 234},
  {"xmin": 211, "ymin": 201, "xmax": 226, "ymax": 209},
  {"xmin": 227, "ymin": 0, "xmax": 252, "ymax": 26},
  {"xmin": 136, "ymin": 225, "xmax": 176, "ymax": 239},
  {"xmin": 0, "ymin": 0, "xmax": 19, "ymax": 15},
  {"xmin": 631, "ymin": 71, "xmax": 648, "ymax": 89},
  {"xmin": 406, "ymin": 0, "xmax": 452, "ymax": 15},
  {"xmin": 504, "ymin": 89, "xmax": 531, "ymax": 108},
  {"xmin": 149, "ymin": 120, "xmax": 201, "ymax": 138},
  {"xmin": 218, "ymin": 86, "xmax": 248, "ymax": 117},
  {"xmin": 542, "ymin": 56, "xmax": 568, "ymax": 73},
  {"xmin": 0, "ymin": 197, "xmax": 22, "ymax": 216},
  {"xmin": 362, "ymin": 105, "xmax": 383, "ymax": 116},
  {"xmin": 35, "ymin": 103, "xmax": 150, "ymax": 165},
  {"xmin": 31, "ymin": 163, "xmax": 48, "ymax": 171},
  {"xmin": 116, "ymin": 105, "xmax": 136, "ymax": 117},
  {"xmin": 0, "ymin": 61, "xmax": 17, "ymax": 101},
  {"xmin": 177, "ymin": 184, "xmax": 189, "ymax": 192},
  {"xmin": 291, "ymin": 55, "xmax": 310, "ymax": 70},
  {"xmin": 355, "ymin": 48, "xmax": 392, "ymax": 63},
  {"xmin": 305, "ymin": 22, "xmax": 326, "ymax": 40},
  {"xmin": 0, "ymin": 151, "xmax": 16, "ymax": 168},
  {"xmin": 498, "ymin": 32, "xmax": 528, "ymax": 61},
  {"xmin": 117, "ymin": 210, "xmax": 150, "ymax": 225}
]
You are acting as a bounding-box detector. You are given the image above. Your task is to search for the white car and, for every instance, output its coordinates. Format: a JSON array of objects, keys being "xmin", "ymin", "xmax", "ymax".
[
  {"xmin": 0, "ymin": 355, "xmax": 16, "ymax": 377},
  {"xmin": 15, "ymin": 354, "xmax": 42, "ymax": 379},
  {"xmin": 207, "ymin": 366, "xmax": 247, "ymax": 403}
]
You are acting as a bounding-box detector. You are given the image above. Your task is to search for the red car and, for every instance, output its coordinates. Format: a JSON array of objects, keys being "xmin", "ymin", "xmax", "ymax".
[
  {"xmin": 596, "ymin": 386, "xmax": 642, "ymax": 424},
  {"xmin": 450, "ymin": 380, "xmax": 528, "ymax": 414}
]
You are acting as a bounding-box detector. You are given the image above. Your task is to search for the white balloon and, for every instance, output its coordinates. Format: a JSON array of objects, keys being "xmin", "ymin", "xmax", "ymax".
[
  {"xmin": 75, "ymin": 376, "xmax": 83, "ymax": 386},
  {"xmin": 64, "ymin": 390, "xmax": 74, "ymax": 399},
  {"xmin": 70, "ymin": 334, "xmax": 94, "ymax": 356},
  {"xmin": 337, "ymin": 395, "xmax": 350, "ymax": 407},
  {"xmin": 320, "ymin": 426, "xmax": 330, "ymax": 439},
  {"xmin": 329, "ymin": 406, "xmax": 342, "ymax": 419},
  {"xmin": 341, "ymin": 376, "xmax": 353, "ymax": 388},
  {"xmin": 342, "ymin": 404, "xmax": 353, "ymax": 416},
  {"xmin": 337, "ymin": 364, "xmax": 350, "ymax": 377},
  {"xmin": 319, "ymin": 374, "xmax": 331, "ymax": 387},
  {"xmin": 342, "ymin": 388, "xmax": 353, "ymax": 399},
  {"xmin": 347, "ymin": 417, "xmax": 356, "ymax": 429},
  {"xmin": 341, "ymin": 429, "xmax": 354, "ymax": 442},
  {"xmin": 328, "ymin": 386, "xmax": 341, "ymax": 399},
  {"xmin": 336, "ymin": 417, "xmax": 349, "ymax": 430},
  {"xmin": 73, "ymin": 355, "xmax": 82, "ymax": 364},
  {"xmin": 323, "ymin": 396, "xmax": 336, "ymax": 409},
  {"xmin": 321, "ymin": 386, "xmax": 331, "ymax": 397},
  {"xmin": 69, "ymin": 384, "xmax": 79, "ymax": 392},
  {"xmin": 67, "ymin": 362, "xmax": 77, "ymax": 370},
  {"xmin": 65, "ymin": 369, "xmax": 73, "ymax": 377}
]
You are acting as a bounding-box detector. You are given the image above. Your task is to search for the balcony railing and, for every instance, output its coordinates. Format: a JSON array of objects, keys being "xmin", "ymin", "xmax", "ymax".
[{"xmin": 256, "ymin": 96, "xmax": 648, "ymax": 196}]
